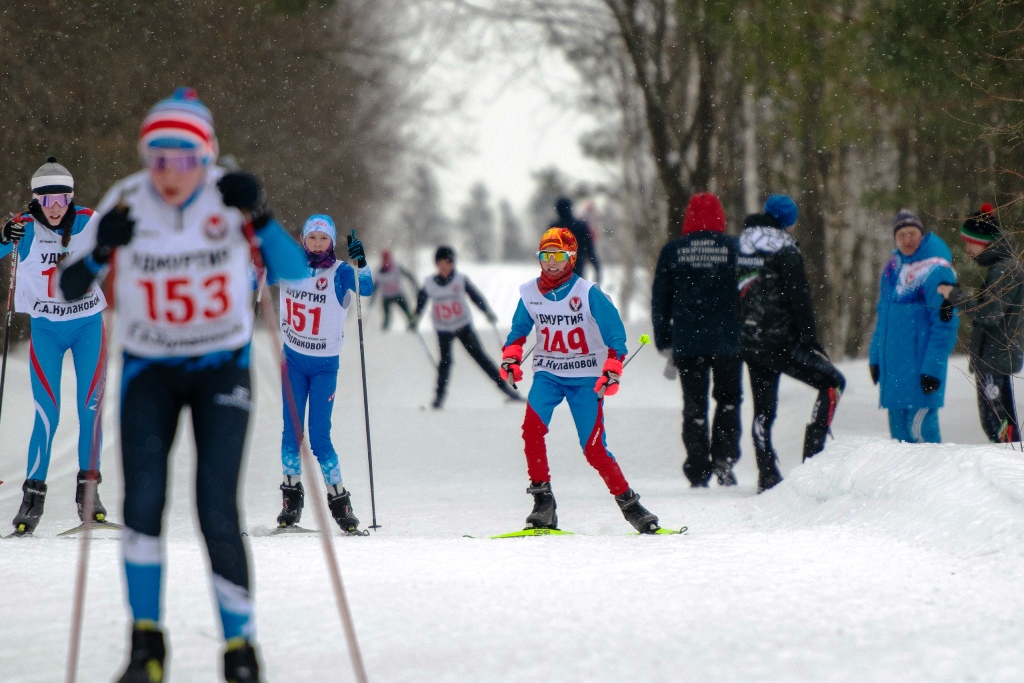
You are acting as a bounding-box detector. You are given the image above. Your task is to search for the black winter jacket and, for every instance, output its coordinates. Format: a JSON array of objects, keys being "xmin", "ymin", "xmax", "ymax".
[
  {"xmin": 737, "ymin": 216, "xmax": 820, "ymax": 353},
  {"xmin": 652, "ymin": 230, "xmax": 740, "ymax": 358}
]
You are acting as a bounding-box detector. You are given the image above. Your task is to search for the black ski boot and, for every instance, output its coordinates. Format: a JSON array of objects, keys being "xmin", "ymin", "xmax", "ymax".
[
  {"xmin": 327, "ymin": 486, "xmax": 361, "ymax": 534},
  {"xmin": 802, "ymin": 423, "xmax": 830, "ymax": 462},
  {"xmin": 12, "ymin": 479, "xmax": 47, "ymax": 535},
  {"xmin": 116, "ymin": 623, "xmax": 166, "ymax": 683},
  {"xmin": 615, "ymin": 488, "xmax": 659, "ymax": 533},
  {"xmin": 223, "ymin": 639, "xmax": 263, "ymax": 683},
  {"xmin": 76, "ymin": 470, "xmax": 108, "ymax": 523},
  {"xmin": 757, "ymin": 460, "xmax": 783, "ymax": 493},
  {"xmin": 712, "ymin": 460, "xmax": 738, "ymax": 487},
  {"xmin": 525, "ymin": 481, "xmax": 557, "ymax": 529},
  {"xmin": 276, "ymin": 479, "xmax": 304, "ymax": 527}
]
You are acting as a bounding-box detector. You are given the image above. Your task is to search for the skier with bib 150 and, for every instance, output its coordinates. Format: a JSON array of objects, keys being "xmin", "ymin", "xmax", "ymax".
[
  {"xmin": 0, "ymin": 157, "xmax": 110, "ymax": 536},
  {"xmin": 60, "ymin": 87, "xmax": 307, "ymax": 683},
  {"xmin": 276, "ymin": 214, "xmax": 373, "ymax": 534},
  {"xmin": 500, "ymin": 227, "xmax": 662, "ymax": 534}
]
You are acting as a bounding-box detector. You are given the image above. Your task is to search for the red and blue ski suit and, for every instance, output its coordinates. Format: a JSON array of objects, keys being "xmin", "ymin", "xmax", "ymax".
[{"xmin": 505, "ymin": 274, "xmax": 630, "ymax": 495}]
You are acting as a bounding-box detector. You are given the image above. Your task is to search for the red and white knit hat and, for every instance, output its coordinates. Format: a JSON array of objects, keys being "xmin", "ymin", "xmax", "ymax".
[{"xmin": 138, "ymin": 87, "xmax": 218, "ymax": 162}]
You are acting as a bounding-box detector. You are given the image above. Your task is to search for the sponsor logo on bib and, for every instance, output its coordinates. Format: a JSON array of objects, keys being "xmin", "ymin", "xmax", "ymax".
[
  {"xmin": 204, "ymin": 214, "xmax": 227, "ymax": 240},
  {"xmin": 316, "ymin": 276, "xmax": 329, "ymax": 291},
  {"xmin": 569, "ymin": 296, "xmax": 583, "ymax": 312}
]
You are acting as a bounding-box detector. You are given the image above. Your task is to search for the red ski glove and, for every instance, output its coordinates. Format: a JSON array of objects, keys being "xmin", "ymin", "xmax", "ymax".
[
  {"xmin": 500, "ymin": 344, "xmax": 524, "ymax": 384},
  {"xmin": 594, "ymin": 358, "xmax": 624, "ymax": 397}
]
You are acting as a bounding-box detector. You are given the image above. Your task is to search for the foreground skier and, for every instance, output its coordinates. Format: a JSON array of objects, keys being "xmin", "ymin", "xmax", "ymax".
[
  {"xmin": 277, "ymin": 215, "xmax": 373, "ymax": 533},
  {"xmin": 60, "ymin": 87, "xmax": 306, "ymax": 683},
  {"xmin": 0, "ymin": 158, "xmax": 109, "ymax": 535},
  {"xmin": 501, "ymin": 228, "xmax": 661, "ymax": 533}
]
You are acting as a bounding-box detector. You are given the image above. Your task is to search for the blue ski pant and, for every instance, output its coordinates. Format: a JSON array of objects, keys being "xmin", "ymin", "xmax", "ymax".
[
  {"xmin": 281, "ymin": 348, "xmax": 342, "ymax": 486},
  {"xmin": 887, "ymin": 407, "xmax": 941, "ymax": 443},
  {"xmin": 25, "ymin": 313, "xmax": 106, "ymax": 480}
]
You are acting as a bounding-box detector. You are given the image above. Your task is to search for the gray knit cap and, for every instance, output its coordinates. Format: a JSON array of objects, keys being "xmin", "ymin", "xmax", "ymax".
[
  {"xmin": 31, "ymin": 156, "xmax": 74, "ymax": 194},
  {"xmin": 892, "ymin": 209, "xmax": 924, "ymax": 236}
]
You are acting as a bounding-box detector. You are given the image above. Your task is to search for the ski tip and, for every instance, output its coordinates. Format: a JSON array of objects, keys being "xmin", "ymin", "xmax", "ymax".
[
  {"xmin": 632, "ymin": 526, "xmax": 687, "ymax": 536},
  {"xmin": 488, "ymin": 528, "xmax": 575, "ymax": 539}
]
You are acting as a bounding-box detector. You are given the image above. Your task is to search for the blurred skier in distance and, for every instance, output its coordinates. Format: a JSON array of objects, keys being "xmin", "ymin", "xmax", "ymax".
[
  {"xmin": 414, "ymin": 245, "xmax": 520, "ymax": 408},
  {"xmin": 737, "ymin": 195, "xmax": 846, "ymax": 493},
  {"xmin": 651, "ymin": 192, "xmax": 742, "ymax": 488},
  {"xmin": 869, "ymin": 209, "xmax": 959, "ymax": 444},
  {"xmin": 551, "ymin": 197, "xmax": 600, "ymax": 282},
  {"xmin": 276, "ymin": 215, "xmax": 373, "ymax": 533},
  {"xmin": 375, "ymin": 249, "xmax": 417, "ymax": 330},
  {"xmin": 937, "ymin": 204, "xmax": 1021, "ymax": 443},
  {"xmin": 501, "ymin": 227, "xmax": 661, "ymax": 533}
]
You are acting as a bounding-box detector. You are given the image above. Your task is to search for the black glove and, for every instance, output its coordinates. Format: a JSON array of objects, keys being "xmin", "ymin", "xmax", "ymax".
[
  {"xmin": 217, "ymin": 172, "xmax": 272, "ymax": 230},
  {"xmin": 870, "ymin": 364, "xmax": 879, "ymax": 385},
  {"xmin": 346, "ymin": 230, "xmax": 367, "ymax": 268},
  {"xmin": 1, "ymin": 216, "xmax": 26, "ymax": 244},
  {"xmin": 921, "ymin": 374, "xmax": 941, "ymax": 394},
  {"xmin": 92, "ymin": 205, "xmax": 135, "ymax": 264}
]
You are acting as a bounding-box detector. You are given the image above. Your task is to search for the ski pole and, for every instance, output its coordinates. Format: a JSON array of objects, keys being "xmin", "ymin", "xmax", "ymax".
[
  {"xmin": 0, "ymin": 230, "xmax": 22, "ymax": 426},
  {"xmin": 414, "ymin": 328, "xmax": 438, "ymax": 369},
  {"xmin": 347, "ymin": 230, "xmax": 381, "ymax": 531},
  {"xmin": 507, "ymin": 343, "xmax": 536, "ymax": 390},
  {"xmin": 597, "ymin": 334, "xmax": 650, "ymax": 399},
  {"xmin": 490, "ymin": 319, "xmax": 505, "ymax": 349},
  {"xmin": 244, "ymin": 219, "xmax": 370, "ymax": 683}
]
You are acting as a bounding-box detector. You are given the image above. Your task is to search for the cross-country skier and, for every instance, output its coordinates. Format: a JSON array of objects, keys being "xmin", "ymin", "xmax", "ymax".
[
  {"xmin": 938, "ymin": 205, "xmax": 1024, "ymax": 443},
  {"xmin": 500, "ymin": 227, "xmax": 661, "ymax": 533},
  {"xmin": 60, "ymin": 87, "xmax": 306, "ymax": 683},
  {"xmin": 414, "ymin": 245, "xmax": 520, "ymax": 408},
  {"xmin": 737, "ymin": 195, "xmax": 846, "ymax": 493},
  {"xmin": 0, "ymin": 157, "xmax": 109, "ymax": 535},
  {"xmin": 375, "ymin": 249, "xmax": 417, "ymax": 330},
  {"xmin": 277, "ymin": 215, "xmax": 373, "ymax": 533}
]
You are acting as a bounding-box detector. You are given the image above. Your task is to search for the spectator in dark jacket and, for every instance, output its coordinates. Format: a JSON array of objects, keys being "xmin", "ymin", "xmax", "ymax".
[
  {"xmin": 939, "ymin": 204, "xmax": 1024, "ymax": 443},
  {"xmin": 551, "ymin": 197, "xmax": 600, "ymax": 281},
  {"xmin": 738, "ymin": 195, "xmax": 846, "ymax": 493},
  {"xmin": 652, "ymin": 192, "xmax": 742, "ymax": 487}
]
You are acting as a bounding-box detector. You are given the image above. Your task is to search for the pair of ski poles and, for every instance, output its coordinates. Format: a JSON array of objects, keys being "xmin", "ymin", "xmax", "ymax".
[{"xmin": 506, "ymin": 334, "xmax": 652, "ymax": 393}]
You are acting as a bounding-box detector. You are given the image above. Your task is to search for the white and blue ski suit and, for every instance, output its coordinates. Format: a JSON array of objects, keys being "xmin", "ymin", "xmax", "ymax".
[{"xmin": 0, "ymin": 207, "xmax": 107, "ymax": 480}]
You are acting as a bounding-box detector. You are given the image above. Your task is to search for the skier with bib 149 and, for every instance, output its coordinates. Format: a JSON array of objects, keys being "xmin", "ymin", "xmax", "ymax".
[
  {"xmin": 500, "ymin": 227, "xmax": 662, "ymax": 533},
  {"xmin": 276, "ymin": 215, "xmax": 373, "ymax": 534},
  {"xmin": 0, "ymin": 157, "xmax": 110, "ymax": 535},
  {"xmin": 60, "ymin": 87, "xmax": 307, "ymax": 683},
  {"xmin": 414, "ymin": 245, "xmax": 520, "ymax": 408}
]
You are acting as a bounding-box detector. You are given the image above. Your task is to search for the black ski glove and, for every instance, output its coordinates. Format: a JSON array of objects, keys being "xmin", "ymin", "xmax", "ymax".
[
  {"xmin": 921, "ymin": 374, "xmax": 941, "ymax": 394},
  {"xmin": 869, "ymin": 364, "xmax": 879, "ymax": 385},
  {"xmin": 217, "ymin": 172, "xmax": 273, "ymax": 231},
  {"xmin": 1, "ymin": 215, "xmax": 26, "ymax": 244},
  {"xmin": 346, "ymin": 231, "xmax": 367, "ymax": 268},
  {"xmin": 92, "ymin": 205, "xmax": 135, "ymax": 265}
]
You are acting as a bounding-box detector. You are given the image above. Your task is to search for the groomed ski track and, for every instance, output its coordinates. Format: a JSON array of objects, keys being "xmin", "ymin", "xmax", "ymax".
[{"xmin": 1, "ymin": 263, "xmax": 1023, "ymax": 682}]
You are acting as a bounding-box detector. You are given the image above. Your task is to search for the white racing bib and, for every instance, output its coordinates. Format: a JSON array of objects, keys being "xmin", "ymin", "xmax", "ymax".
[
  {"xmin": 279, "ymin": 262, "xmax": 348, "ymax": 357},
  {"xmin": 377, "ymin": 268, "xmax": 404, "ymax": 298},
  {"xmin": 96, "ymin": 169, "xmax": 255, "ymax": 357},
  {"xmin": 520, "ymin": 278, "xmax": 608, "ymax": 378},
  {"xmin": 17, "ymin": 215, "xmax": 106, "ymax": 321},
  {"xmin": 424, "ymin": 271, "xmax": 473, "ymax": 332}
]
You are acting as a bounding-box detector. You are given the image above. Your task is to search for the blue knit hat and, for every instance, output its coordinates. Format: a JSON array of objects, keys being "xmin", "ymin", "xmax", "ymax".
[
  {"xmin": 764, "ymin": 195, "xmax": 799, "ymax": 228},
  {"xmin": 302, "ymin": 214, "xmax": 336, "ymax": 247},
  {"xmin": 139, "ymin": 87, "xmax": 218, "ymax": 161}
]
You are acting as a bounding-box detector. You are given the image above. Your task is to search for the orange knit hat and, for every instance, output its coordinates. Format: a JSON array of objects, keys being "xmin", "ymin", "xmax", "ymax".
[{"xmin": 538, "ymin": 227, "xmax": 578, "ymax": 270}]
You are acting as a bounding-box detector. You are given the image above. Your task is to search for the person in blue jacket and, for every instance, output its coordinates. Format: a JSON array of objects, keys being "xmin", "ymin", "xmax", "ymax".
[
  {"xmin": 276, "ymin": 215, "xmax": 373, "ymax": 534},
  {"xmin": 0, "ymin": 157, "xmax": 110, "ymax": 535},
  {"xmin": 869, "ymin": 210, "xmax": 960, "ymax": 443}
]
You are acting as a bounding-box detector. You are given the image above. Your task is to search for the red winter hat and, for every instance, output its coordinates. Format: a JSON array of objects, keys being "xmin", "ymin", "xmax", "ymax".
[{"xmin": 682, "ymin": 193, "xmax": 726, "ymax": 235}]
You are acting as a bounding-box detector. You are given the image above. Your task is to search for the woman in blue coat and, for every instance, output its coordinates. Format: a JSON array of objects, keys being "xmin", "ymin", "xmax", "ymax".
[{"xmin": 869, "ymin": 210, "xmax": 959, "ymax": 442}]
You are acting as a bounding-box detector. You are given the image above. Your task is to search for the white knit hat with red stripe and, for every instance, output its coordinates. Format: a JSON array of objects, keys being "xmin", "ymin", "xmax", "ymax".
[{"xmin": 138, "ymin": 86, "xmax": 218, "ymax": 162}]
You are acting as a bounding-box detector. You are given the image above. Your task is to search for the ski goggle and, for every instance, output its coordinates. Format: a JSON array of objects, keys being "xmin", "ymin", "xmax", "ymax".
[
  {"xmin": 537, "ymin": 250, "xmax": 575, "ymax": 262},
  {"xmin": 143, "ymin": 150, "xmax": 203, "ymax": 173},
  {"xmin": 34, "ymin": 193, "xmax": 73, "ymax": 208}
]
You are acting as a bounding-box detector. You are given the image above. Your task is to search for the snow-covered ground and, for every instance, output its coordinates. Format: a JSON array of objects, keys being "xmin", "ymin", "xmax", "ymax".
[{"xmin": 2, "ymin": 263, "xmax": 1024, "ymax": 682}]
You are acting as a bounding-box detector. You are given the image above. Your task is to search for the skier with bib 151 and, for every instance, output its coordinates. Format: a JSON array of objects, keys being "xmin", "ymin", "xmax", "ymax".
[
  {"xmin": 0, "ymin": 157, "xmax": 110, "ymax": 536},
  {"xmin": 60, "ymin": 87, "xmax": 307, "ymax": 683},
  {"xmin": 500, "ymin": 227, "xmax": 662, "ymax": 533},
  {"xmin": 276, "ymin": 214, "xmax": 373, "ymax": 534}
]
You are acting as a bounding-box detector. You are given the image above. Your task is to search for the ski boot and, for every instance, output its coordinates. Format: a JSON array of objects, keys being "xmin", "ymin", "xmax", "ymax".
[
  {"xmin": 712, "ymin": 459, "xmax": 738, "ymax": 487},
  {"xmin": 223, "ymin": 637, "xmax": 263, "ymax": 683},
  {"xmin": 525, "ymin": 481, "xmax": 557, "ymax": 529},
  {"xmin": 12, "ymin": 479, "xmax": 47, "ymax": 535},
  {"xmin": 116, "ymin": 622, "xmax": 166, "ymax": 683},
  {"xmin": 802, "ymin": 423, "xmax": 830, "ymax": 462},
  {"xmin": 327, "ymin": 486, "xmax": 361, "ymax": 534},
  {"xmin": 276, "ymin": 479, "xmax": 304, "ymax": 527},
  {"xmin": 76, "ymin": 470, "xmax": 108, "ymax": 523},
  {"xmin": 757, "ymin": 461, "xmax": 783, "ymax": 494},
  {"xmin": 615, "ymin": 488, "xmax": 659, "ymax": 533}
]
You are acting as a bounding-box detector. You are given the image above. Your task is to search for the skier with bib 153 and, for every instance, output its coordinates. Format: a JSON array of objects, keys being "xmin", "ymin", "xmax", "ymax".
[
  {"xmin": 60, "ymin": 87, "xmax": 307, "ymax": 683},
  {"xmin": 500, "ymin": 227, "xmax": 662, "ymax": 533},
  {"xmin": 0, "ymin": 157, "xmax": 110, "ymax": 536},
  {"xmin": 276, "ymin": 214, "xmax": 373, "ymax": 534}
]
